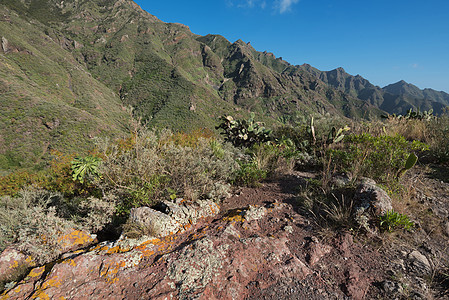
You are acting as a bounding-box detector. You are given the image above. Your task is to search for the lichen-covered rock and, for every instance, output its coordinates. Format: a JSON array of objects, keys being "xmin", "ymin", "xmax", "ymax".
[
  {"xmin": 243, "ymin": 205, "xmax": 267, "ymax": 221},
  {"xmin": 3, "ymin": 203, "xmax": 311, "ymax": 300},
  {"xmin": 354, "ymin": 178, "xmax": 393, "ymax": 232},
  {"xmin": 58, "ymin": 229, "xmax": 97, "ymax": 253},
  {"xmin": 129, "ymin": 206, "xmax": 181, "ymax": 237},
  {"xmin": 0, "ymin": 247, "xmax": 34, "ymax": 283},
  {"xmin": 161, "ymin": 199, "xmax": 220, "ymax": 226}
]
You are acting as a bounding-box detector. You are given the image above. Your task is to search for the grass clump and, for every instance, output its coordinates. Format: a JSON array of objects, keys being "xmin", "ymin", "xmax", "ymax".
[{"xmin": 297, "ymin": 178, "xmax": 357, "ymax": 232}]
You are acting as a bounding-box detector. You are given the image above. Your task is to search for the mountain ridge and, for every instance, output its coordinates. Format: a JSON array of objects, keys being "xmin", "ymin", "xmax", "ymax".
[{"xmin": 0, "ymin": 0, "xmax": 447, "ymax": 170}]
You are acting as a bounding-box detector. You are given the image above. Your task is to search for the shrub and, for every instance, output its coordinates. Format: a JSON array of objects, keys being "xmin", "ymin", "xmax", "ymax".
[
  {"xmin": 0, "ymin": 187, "xmax": 76, "ymax": 263},
  {"xmin": 231, "ymin": 161, "xmax": 267, "ymax": 187},
  {"xmin": 249, "ymin": 141, "xmax": 296, "ymax": 177},
  {"xmin": 0, "ymin": 171, "xmax": 38, "ymax": 197},
  {"xmin": 0, "ymin": 186, "xmax": 117, "ymax": 264},
  {"xmin": 97, "ymin": 127, "xmax": 239, "ymax": 215},
  {"xmin": 328, "ymin": 133, "xmax": 429, "ymax": 183},
  {"xmin": 427, "ymin": 114, "xmax": 449, "ymax": 163}
]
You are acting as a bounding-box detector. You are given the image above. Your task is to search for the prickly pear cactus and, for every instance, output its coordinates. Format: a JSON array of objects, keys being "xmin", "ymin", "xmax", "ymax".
[{"xmin": 216, "ymin": 113, "xmax": 272, "ymax": 147}]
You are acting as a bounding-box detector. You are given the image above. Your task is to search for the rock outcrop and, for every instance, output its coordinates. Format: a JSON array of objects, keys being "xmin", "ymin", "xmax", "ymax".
[{"xmin": 2, "ymin": 199, "xmax": 384, "ymax": 300}]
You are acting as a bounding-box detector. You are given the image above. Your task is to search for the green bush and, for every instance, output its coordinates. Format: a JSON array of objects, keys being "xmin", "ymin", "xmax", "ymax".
[
  {"xmin": 231, "ymin": 161, "xmax": 267, "ymax": 187},
  {"xmin": 329, "ymin": 133, "xmax": 429, "ymax": 183}
]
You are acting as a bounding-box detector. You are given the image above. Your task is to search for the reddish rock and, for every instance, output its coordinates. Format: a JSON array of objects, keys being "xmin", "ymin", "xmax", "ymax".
[
  {"xmin": 306, "ymin": 238, "xmax": 332, "ymax": 266},
  {"xmin": 3, "ymin": 204, "xmax": 311, "ymax": 299},
  {"xmin": 2, "ymin": 185, "xmax": 385, "ymax": 300},
  {"xmin": 57, "ymin": 229, "xmax": 97, "ymax": 253},
  {"xmin": 0, "ymin": 247, "xmax": 34, "ymax": 283}
]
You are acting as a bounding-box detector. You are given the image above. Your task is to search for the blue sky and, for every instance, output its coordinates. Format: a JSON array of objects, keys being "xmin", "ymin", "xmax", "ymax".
[{"xmin": 134, "ymin": 0, "xmax": 449, "ymax": 92}]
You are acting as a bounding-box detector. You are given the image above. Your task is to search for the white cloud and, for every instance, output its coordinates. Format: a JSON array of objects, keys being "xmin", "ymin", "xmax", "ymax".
[{"xmin": 279, "ymin": 0, "xmax": 299, "ymax": 13}]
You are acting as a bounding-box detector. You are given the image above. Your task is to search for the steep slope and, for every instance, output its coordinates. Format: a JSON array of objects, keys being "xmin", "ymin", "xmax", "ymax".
[
  {"xmin": 0, "ymin": 4, "xmax": 130, "ymax": 169},
  {"xmin": 2, "ymin": 0, "xmax": 383, "ymax": 126}
]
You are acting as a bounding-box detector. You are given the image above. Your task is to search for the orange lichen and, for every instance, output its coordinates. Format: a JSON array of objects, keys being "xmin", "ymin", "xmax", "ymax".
[
  {"xmin": 40, "ymin": 277, "xmax": 62, "ymax": 290},
  {"xmin": 30, "ymin": 276, "xmax": 62, "ymax": 300},
  {"xmin": 223, "ymin": 214, "xmax": 245, "ymax": 223},
  {"xmin": 9, "ymin": 260, "xmax": 19, "ymax": 269},
  {"xmin": 31, "ymin": 290, "xmax": 50, "ymax": 300},
  {"xmin": 100, "ymin": 261, "xmax": 126, "ymax": 283},
  {"xmin": 58, "ymin": 230, "xmax": 94, "ymax": 250},
  {"xmin": 62, "ymin": 259, "xmax": 76, "ymax": 267},
  {"xmin": 25, "ymin": 256, "xmax": 34, "ymax": 264},
  {"xmin": 26, "ymin": 266, "xmax": 45, "ymax": 279}
]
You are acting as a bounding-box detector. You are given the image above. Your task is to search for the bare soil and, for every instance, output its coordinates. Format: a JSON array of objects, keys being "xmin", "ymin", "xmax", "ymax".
[{"xmin": 218, "ymin": 167, "xmax": 449, "ymax": 299}]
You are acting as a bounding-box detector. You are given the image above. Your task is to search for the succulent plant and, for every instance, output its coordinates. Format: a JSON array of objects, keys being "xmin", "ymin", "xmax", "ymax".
[
  {"xmin": 216, "ymin": 113, "xmax": 272, "ymax": 148},
  {"xmin": 396, "ymin": 153, "xmax": 418, "ymax": 179},
  {"xmin": 71, "ymin": 156, "xmax": 102, "ymax": 183},
  {"xmin": 327, "ymin": 125, "xmax": 350, "ymax": 144},
  {"xmin": 383, "ymin": 108, "xmax": 434, "ymax": 121}
]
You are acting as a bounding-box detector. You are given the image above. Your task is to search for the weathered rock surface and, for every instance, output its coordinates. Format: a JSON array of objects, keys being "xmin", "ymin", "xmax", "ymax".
[
  {"xmin": 407, "ymin": 250, "xmax": 433, "ymax": 276},
  {"xmin": 127, "ymin": 199, "xmax": 220, "ymax": 238},
  {"xmin": 0, "ymin": 248, "xmax": 34, "ymax": 283},
  {"xmin": 355, "ymin": 178, "xmax": 393, "ymax": 215},
  {"xmin": 0, "ymin": 228, "xmax": 95, "ymax": 287},
  {"xmin": 354, "ymin": 178, "xmax": 393, "ymax": 231},
  {"xmin": 2, "ymin": 198, "xmax": 384, "ymax": 300}
]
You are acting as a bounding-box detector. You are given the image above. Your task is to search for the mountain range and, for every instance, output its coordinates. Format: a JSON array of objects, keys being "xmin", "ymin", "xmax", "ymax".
[{"xmin": 0, "ymin": 0, "xmax": 448, "ymax": 169}]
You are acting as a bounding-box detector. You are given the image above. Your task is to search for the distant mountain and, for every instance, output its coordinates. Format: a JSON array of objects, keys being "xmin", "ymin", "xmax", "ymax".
[
  {"xmin": 298, "ymin": 65, "xmax": 448, "ymax": 115},
  {"xmin": 0, "ymin": 0, "xmax": 447, "ymax": 169}
]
